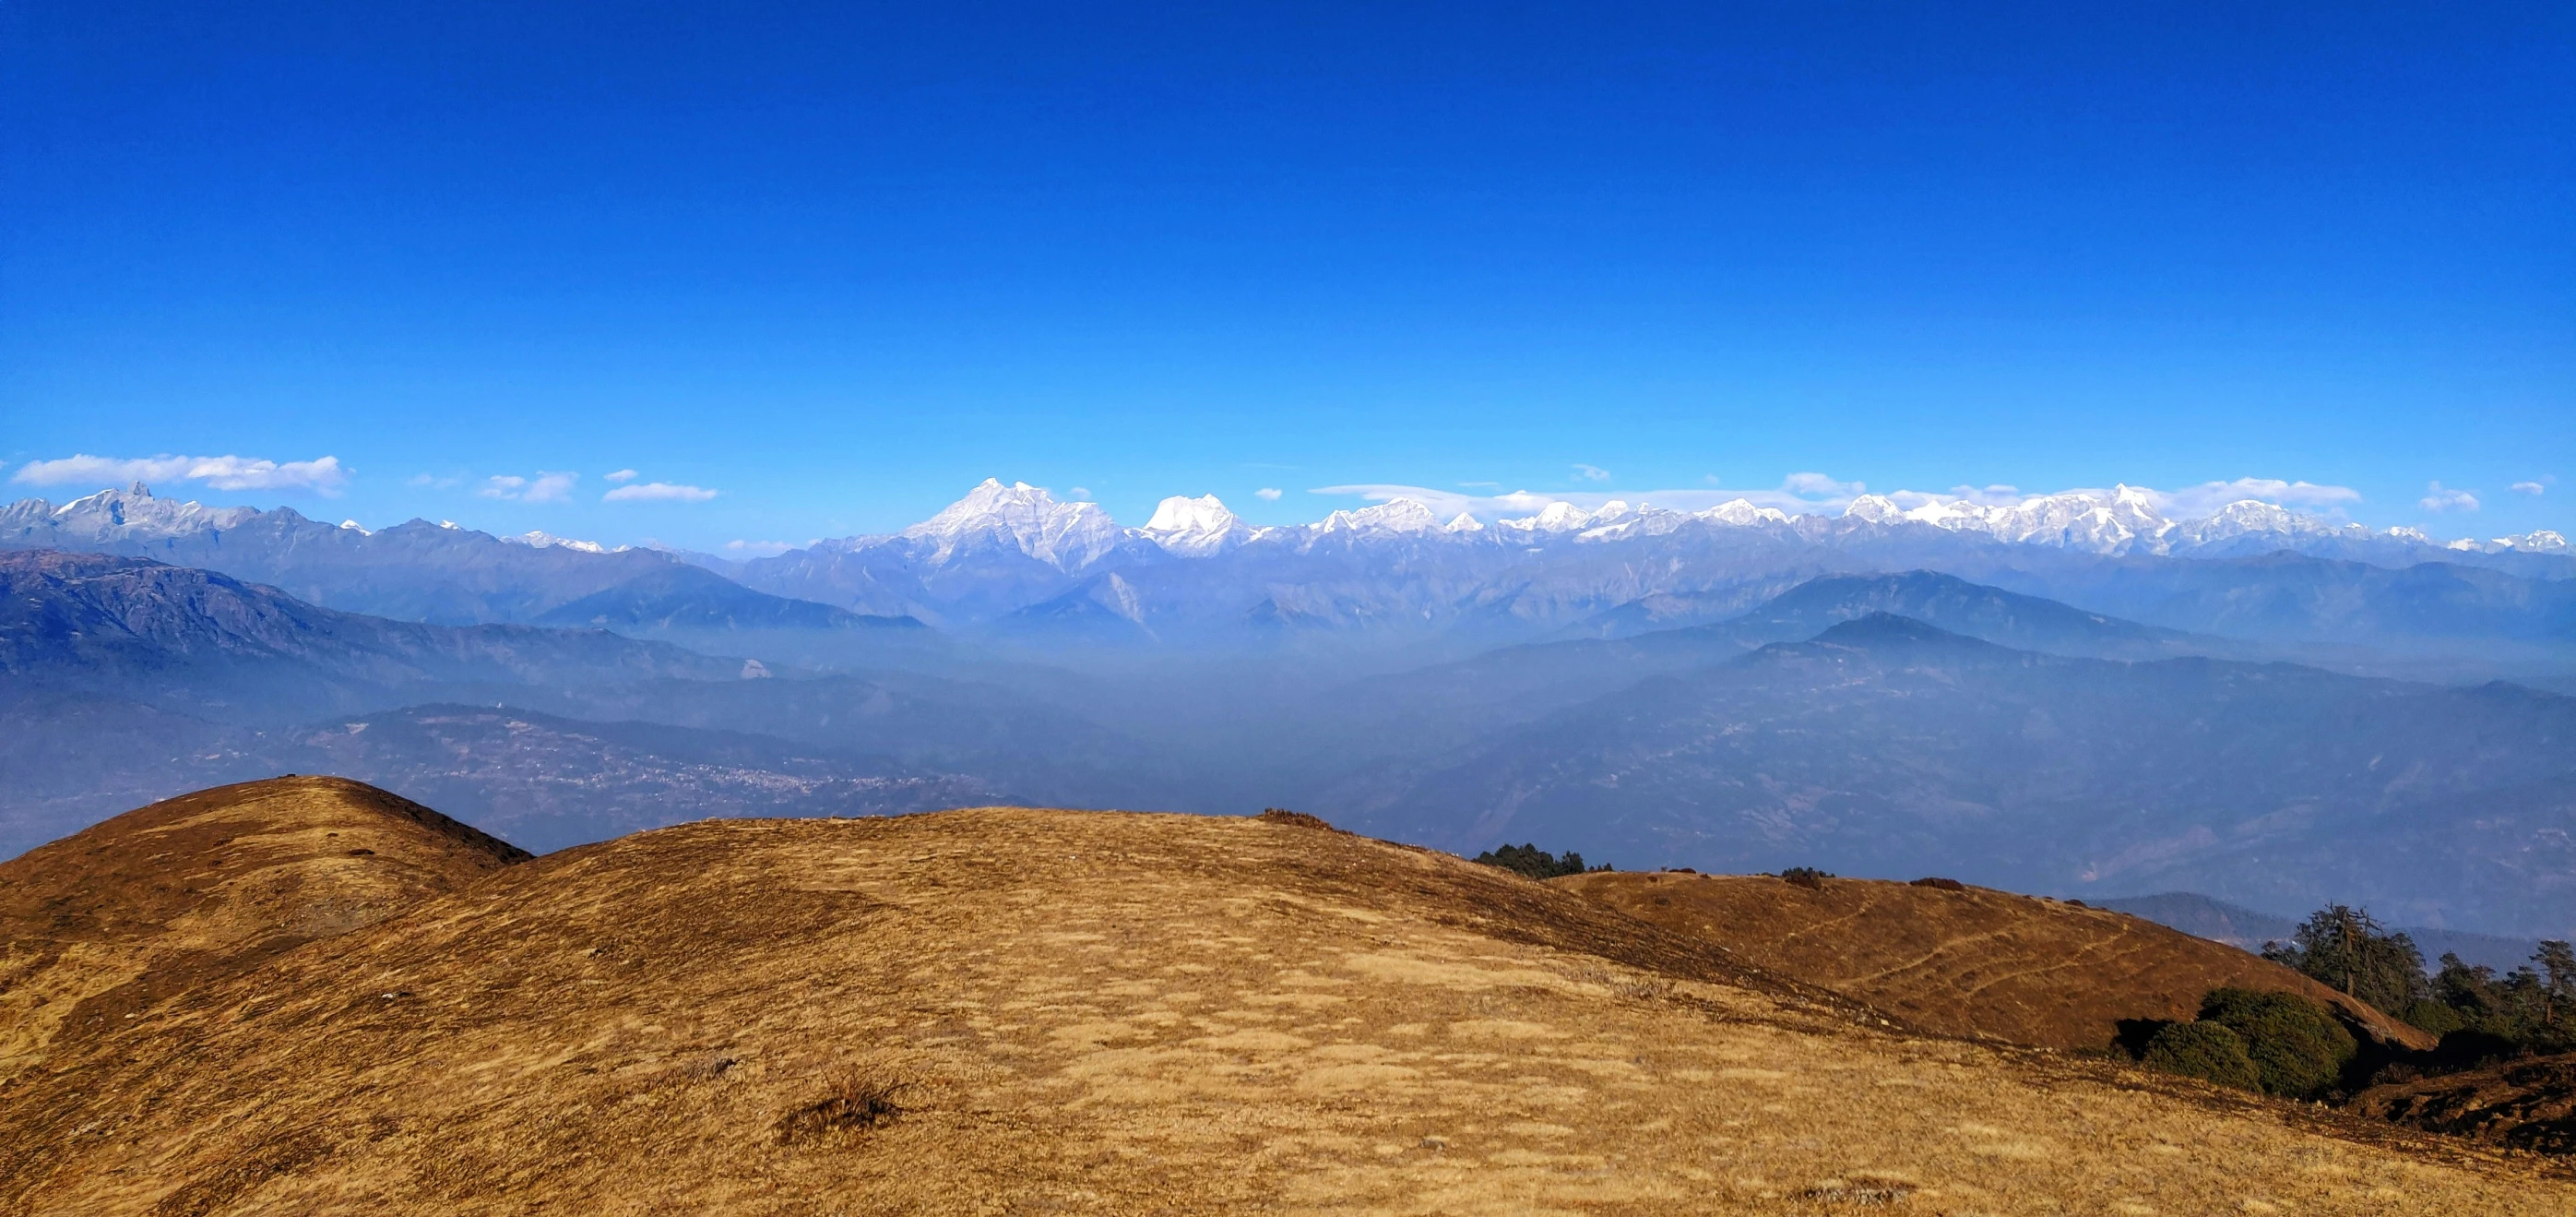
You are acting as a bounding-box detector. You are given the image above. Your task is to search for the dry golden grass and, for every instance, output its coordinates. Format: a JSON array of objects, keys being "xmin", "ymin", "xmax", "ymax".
[
  {"xmin": 2, "ymin": 803, "xmax": 2567, "ymax": 1213},
  {"xmin": 0, "ymin": 775, "xmax": 526, "ymax": 1080},
  {"xmin": 1553, "ymin": 870, "xmax": 2432, "ymax": 1053}
]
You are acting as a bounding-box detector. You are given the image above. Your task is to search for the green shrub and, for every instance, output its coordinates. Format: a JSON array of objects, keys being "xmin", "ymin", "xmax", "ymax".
[
  {"xmin": 2402, "ymin": 999, "xmax": 2464, "ymax": 1036},
  {"xmin": 2140, "ymin": 1020, "xmax": 2260, "ymax": 1092},
  {"xmin": 2198, "ymin": 987, "xmax": 2357, "ymax": 1099},
  {"xmin": 1778, "ymin": 866, "xmax": 1834, "ymax": 890},
  {"xmin": 1472, "ymin": 843, "xmax": 1602, "ymax": 879}
]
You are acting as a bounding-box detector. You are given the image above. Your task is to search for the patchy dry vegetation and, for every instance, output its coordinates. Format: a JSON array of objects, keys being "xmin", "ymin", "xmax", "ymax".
[
  {"xmin": 1550, "ymin": 869, "xmax": 2429, "ymax": 1054},
  {"xmin": 0, "ymin": 782, "xmax": 2569, "ymax": 1213},
  {"xmin": 0, "ymin": 775, "xmax": 525, "ymax": 1080}
]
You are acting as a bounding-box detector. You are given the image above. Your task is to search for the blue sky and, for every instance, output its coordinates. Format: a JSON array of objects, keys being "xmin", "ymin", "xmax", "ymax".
[{"xmin": 3, "ymin": 1, "xmax": 2569, "ymax": 548}]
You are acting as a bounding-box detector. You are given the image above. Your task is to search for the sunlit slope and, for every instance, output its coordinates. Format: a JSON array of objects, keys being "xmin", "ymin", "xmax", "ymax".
[
  {"xmin": 3, "ymin": 807, "xmax": 2560, "ymax": 1213},
  {"xmin": 0, "ymin": 775, "xmax": 528, "ymax": 1080},
  {"xmin": 1555, "ymin": 870, "xmax": 2435, "ymax": 1053}
]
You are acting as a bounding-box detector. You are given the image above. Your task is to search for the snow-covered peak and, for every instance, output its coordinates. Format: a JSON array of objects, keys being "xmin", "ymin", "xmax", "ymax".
[
  {"xmin": 1144, "ymin": 494, "xmax": 1235, "ymax": 534},
  {"xmin": 1699, "ymin": 499, "xmax": 1791, "ymax": 526},
  {"xmin": 902, "ymin": 478, "xmax": 1122, "ymax": 571},
  {"xmin": 2173, "ymin": 499, "xmax": 2350, "ymax": 547},
  {"xmin": 1843, "ymin": 495, "xmax": 1904, "ymax": 524},
  {"xmin": 1444, "ymin": 511, "xmax": 1485, "ymax": 532},
  {"xmin": 504, "ymin": 530, "xmax": 615, "ymax": 554},
  {"xmin": 1139, "ymin": 494, "xmax": 1249, "ymax": 555},
  {"xmin": 2476, "ymin": 530, "xmax": 2570, "ymax": 554},
  {"xmin": 1500, "ymin": 501, "xmax": 1597, "ymax": 533},
  {"xmin": 27, "ymin": 483, "xmax": 261, "ymax": 541},
  {"xmin": 1314, "ymin": 497, "xmax": 1441, "ymax": 537}
]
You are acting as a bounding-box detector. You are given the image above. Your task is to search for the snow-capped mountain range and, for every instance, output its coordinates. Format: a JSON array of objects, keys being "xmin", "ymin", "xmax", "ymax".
[
  {"xmin": 801, "ymin": 477, "xmax": 2566, "ymax": 571},
  {"xmin": 5, "ymin": 478, "xmax": 2569, "ymax": 649}
]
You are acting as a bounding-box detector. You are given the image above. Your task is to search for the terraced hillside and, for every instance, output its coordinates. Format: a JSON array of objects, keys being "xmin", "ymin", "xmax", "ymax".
[{"xmin": 0, "ymin": 793, "xmax": 2560, "ymax": 1213}]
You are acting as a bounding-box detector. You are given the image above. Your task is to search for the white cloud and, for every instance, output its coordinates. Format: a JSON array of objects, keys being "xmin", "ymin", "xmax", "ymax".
[
  {"xmin": 2511, "ymin": 480, "xmax": 2548, "ymax": 495},
  {"xmin": 1782, "ymin": 471, "xmax": 1865, "ymax": 499},
  {"xmin": 407, "ymin": 471, "xmax": 463, "ymax": 490},
  {"xmin": 603, "ymin": 481, "xmax": 718, "ymax": 503},
  {"xmin": 605, "ymin": 468, "xmax": 640, "ymax": 483},
  {"xmin": 479, "ymin": 471, "xmax": 578, "ymax": 504},
  {"xmin": 1572, "ymin": 463, "xmax": 1611, "ymax": 483},
  {"xmin": 1067, "ymin": 486, "xmax": 1093, "ymax": 500},
  {"xmin": 724, "ymin": 539, "xmax": 796, "ymax": 555},
  {"xmin": 2140, "ymin": 478, "xmax": 2361, "ymax": 519},
  {"xmin": 1254, "ymin": 487, "xmax": 1283, "ymax": 501},
  {"xmin": 2420, "ymin": 482, "xmax": 2479, "ymax": 513},
  {"xmin": 12, "ymin": 453, "xmax": 350, "ymax": 495}
]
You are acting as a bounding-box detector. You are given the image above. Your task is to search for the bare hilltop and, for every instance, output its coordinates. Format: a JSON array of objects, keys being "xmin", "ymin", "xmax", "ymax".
[{"xmin": 2, "ymin": 781, "xmax": 2568, "ymax": 1213}]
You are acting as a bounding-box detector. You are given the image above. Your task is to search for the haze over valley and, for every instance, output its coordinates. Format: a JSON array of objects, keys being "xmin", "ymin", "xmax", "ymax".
[{"xmin": 10, "ymin": 476, "xmax": 2571, "ymax": 936}]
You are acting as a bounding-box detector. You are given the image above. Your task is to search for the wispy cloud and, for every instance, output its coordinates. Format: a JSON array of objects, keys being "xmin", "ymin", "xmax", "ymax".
[
  {"xmin": 2420, "ymin": 481, "xmax": 2479, "ymax": 513},
  {"xmin": 603, "ymin": 481, "xmax": 718, "ymax": 503},
  {"xmin": 724, "ymin": 539, "xmax": 796, "ymax": 555},
  {"xmin": 1572, "ymin": 463, "xmax": 1611, "ymax": 483},
  {"xmin": 1781, "ymin": 471, "xmax": 1865, "ymax": 499},
  {"xmin": 12, "ymin": 453, "xmax": 350, "ymax": 495},
  {"xmin": 480, "ymin": 471, "xmax": 578, "ymax": 503},
  {"xmin": 2511, "ymin": 479, "xmax": 2549, "ymax": 495},
  {"xmin": 1254, "ymin": 487, "xmax": 1283, "ymax": 501},
  {"xmin": 604, "ymin": 468, "xmax": 640, "ymax": 483},
  {"xmin": 2143, "ymin": 478, "xmax": 2361, "ymax": 519}
]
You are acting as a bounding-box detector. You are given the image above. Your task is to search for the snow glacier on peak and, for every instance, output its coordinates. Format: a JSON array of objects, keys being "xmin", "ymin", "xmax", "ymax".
[
  {"xmin": 902, "ymin": 478, "xmax": 1123, "ymax": 571},
  {"xmin": 1314, "ymin": 497, "xmax": 1441, "ymax": 537},
  {"xmin": 31, "ymin": 484, "xmax": 261, "ymax": 540},
  {"xmin": 1843, "ymin": 495, "xmax": 1905, "ymax": 524},
  {"xmin": 504, "ymin": 530, "xmax": 615, "ymax": 554},
  {"xmin": 1140, "ymin": 495, "xmax": 1249, "ymax": 555}
]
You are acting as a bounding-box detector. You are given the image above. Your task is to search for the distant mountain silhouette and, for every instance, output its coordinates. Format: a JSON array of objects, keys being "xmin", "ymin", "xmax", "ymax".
[
  {"xmin": 2097, "ymin": 891, "xmax": 2546, "ymax": 974},
  {"xmin": 1335, "ymin": 614, "xmax": 2576, "ymax": 937}
]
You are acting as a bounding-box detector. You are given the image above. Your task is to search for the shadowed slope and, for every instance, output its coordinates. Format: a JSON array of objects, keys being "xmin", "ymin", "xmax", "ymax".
[
  {"xmin": 1553, "ymin": 870, "xmax": 2435, "ymax": 1053},
  {"xmin": 1, "ymin": 806, "xmax": 2558, "ymax": 1213},
  {"xmin": 0, "ymin": 776, "xmax": 527, "ymax": 1079},
  {"xmin": 2357, "ymin": 1054, "xmax": 2576, "ymax": 1155}
]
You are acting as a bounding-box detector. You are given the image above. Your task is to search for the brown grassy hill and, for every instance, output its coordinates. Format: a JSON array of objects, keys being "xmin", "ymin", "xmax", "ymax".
[
  {"xmin": 0, "ymin": 775, "xmax": 528, "ymax": 1079},
  {"xmin": 2356, "ymin": 1054, "xmax": 2576, "ymax": 1155},
  {"xmin": 1552, "ymin": 870, "xmax": 2435, "ymax": 1053},
  {"xmin": 2, "ymin": 806, "xmax": 2559, "ymax": 1214}
]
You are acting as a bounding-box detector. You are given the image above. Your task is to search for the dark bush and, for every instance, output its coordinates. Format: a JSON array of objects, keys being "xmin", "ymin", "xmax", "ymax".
[
  {"xmin": 776, "ymin": 1072, "xmax": 905, "ymax": 1144},
  {"xmin": 1779, "ymin": 866, "xmax": 1834, "ymax": 890},
  {"xmin": 2432, "ymin": 1028, "xmax": 2522, "ymax": 1072},
  {"xmin": 1910, "ymin": 877, "xmax": 1965, "ymax": 891},
  {"xmin": 1256, "ymin": 807, "xmax": 1346, "ymax": 833},
  {"xmin": 2403, "ymin": 999, "xmax": 2465, "ymax": 1036},
  {"xmin": 1472, "ymin": 843, "xmax": 1604, "ymax": 879},
  {"xmin": 2141, "ymin": 1020, "xmax": 2261, "ymax": 1092},
  {"xmin": 2198, "ymin": 987, "xmax": 2357, "ymax": 1100}
]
